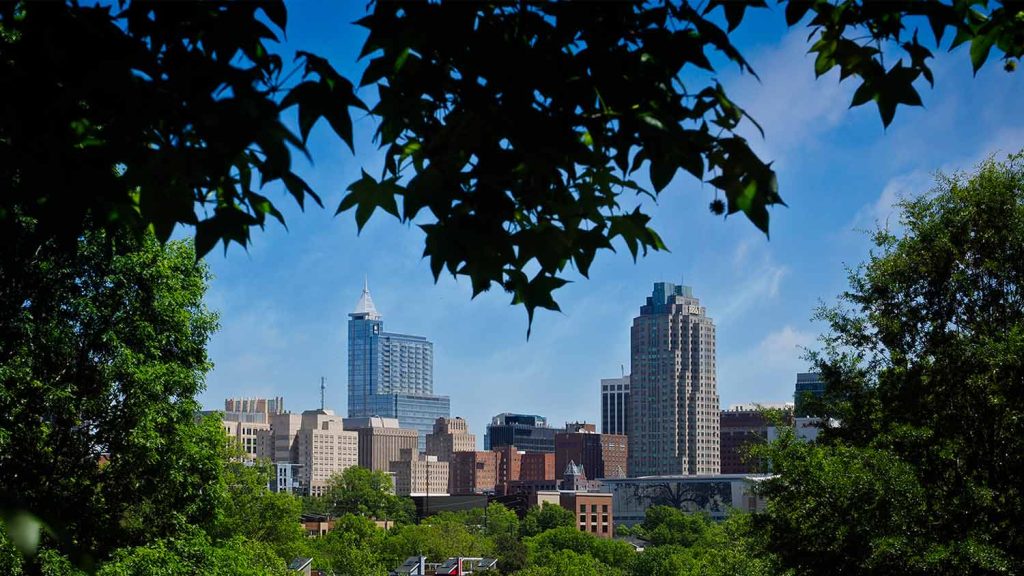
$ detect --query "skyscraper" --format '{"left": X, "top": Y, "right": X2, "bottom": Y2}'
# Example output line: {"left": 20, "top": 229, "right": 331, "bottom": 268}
{"left": 347, "top": 280, "right": 450, "bottom": 450}
{"left": 794, "top": 372, "right": 825, "bottom": 417}
{"left": 629, "top": 282, "right": 720, "bottom": 476}
{"left": 601, "top": 374, "right": 630, "bottom": 436}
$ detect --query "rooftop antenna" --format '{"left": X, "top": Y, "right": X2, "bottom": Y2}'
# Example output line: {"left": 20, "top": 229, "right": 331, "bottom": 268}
{"left": 620, "top": 364, "right": 625, "bottom": 377}
{"left": 320, "top": 377, "right": 326, "bottom": 411}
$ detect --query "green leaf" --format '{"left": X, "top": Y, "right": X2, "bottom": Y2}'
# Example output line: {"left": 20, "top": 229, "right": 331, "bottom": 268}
{"left": 970, "top": 34, "right": 995, "bottom": 74}
{"left": 784, "top": 1, "right": 814, "bottom": 26}
{"left": 338, "top": 170, "right": 402, "bottom": 231}
{"left": 649, "top": 158, "right": 677, "bottom": 193}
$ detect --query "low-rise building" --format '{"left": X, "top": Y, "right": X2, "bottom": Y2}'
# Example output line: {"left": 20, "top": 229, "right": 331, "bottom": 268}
{"left": 561, "top": 491, "right": 614, "bottom": 538}
{"left": 449, "top": 450, "right": 501, "bottom": 495}
{"left": 391, "top": 448, "right": 449, "bottom": 497}
{"left": 600, "top": 474, "right": 770, "bottom": 526}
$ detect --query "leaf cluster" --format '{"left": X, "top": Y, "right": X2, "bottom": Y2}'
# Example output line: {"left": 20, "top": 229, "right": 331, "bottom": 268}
{"left": 0, "top": 1, "right": 362, "bottom": 257}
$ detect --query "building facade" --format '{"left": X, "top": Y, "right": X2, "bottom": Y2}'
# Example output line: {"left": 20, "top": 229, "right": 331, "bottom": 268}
{"left": 561, "top": 492, "right": 614, "bottom": 538}
{"left": 224, "top": 396, "right": 285, "bottom": 423}
{"left": 629, "top": 282, "right": 720, "bottom": 477}
{"left": 347, "top": 281, "right": 450, "bottom": 450}
{"left": 220, "top": 419, "right": 270, "bottom": 459}
{"left": 448, "top": 450, "right": 501, "bottom": 495}
{"left": 601, "top": 375, "right": 630, "bottom": 436}
{"left": 719, "top": 407, "right": 768, "bottom": 474}
{"left": 344, "top": 416, "right": 419, "bottom": 472}
{"left": 554, "top": 429, "right": 629, "bottom": 481}
{"left": 296, "top": 409, "right": 358, "bottom": 496}
{"left": 425, "top": 417, "right": 476, "bottom": 461}
{"left": 519, "top": 452, "right": 556, "bottom": 481}
{"left": 391, "top": 448, "right": 450, "bottom": 497}
{"left": 600, "top": 474, "right": 768, "bottom": 526}
{"left": 484, "top": 413, "right": 558, "bottom": 453}
{"left": 794, "top": 372, "right": 826, "bottom": 417}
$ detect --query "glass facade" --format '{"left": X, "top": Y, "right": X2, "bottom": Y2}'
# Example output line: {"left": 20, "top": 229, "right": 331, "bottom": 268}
{"left": 348, "top": 285, "right": 449, "bottom": 451}
{"left": 794, "top": 372, "right": 825, "bottom": 417}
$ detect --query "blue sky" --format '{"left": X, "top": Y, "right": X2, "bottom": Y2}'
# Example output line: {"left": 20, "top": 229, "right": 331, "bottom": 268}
{"left": 197, "top": 3, "right": 1023, "bottom": 447}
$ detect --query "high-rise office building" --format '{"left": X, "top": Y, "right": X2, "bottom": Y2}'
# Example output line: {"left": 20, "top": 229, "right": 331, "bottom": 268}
{"left": 425, "top": 417, "right": 476, "bottom": 461}
{"left": 794, "top": 372, "right": 826, "bottom": 417}
{"left": 348, "top": 281, "right": 450, "bottom": 450}
{"left": 484, "top": 413, "right": 559, "bottom": 453}
{"left": 629, "top": 282, "right": 720, "bottom": 476}
{"left": 601, "top": 375, "right": 630, "bottom": 436}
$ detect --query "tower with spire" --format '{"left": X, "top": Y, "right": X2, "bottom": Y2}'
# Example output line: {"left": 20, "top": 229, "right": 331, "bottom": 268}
{"left": 347, "top": 279, "right": 450, "bottom": 450}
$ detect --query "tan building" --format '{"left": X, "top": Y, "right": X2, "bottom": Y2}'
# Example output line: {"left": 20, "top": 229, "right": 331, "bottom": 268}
{"left": 224, "top": 396, "right": 285, "bottom": 422}
{"left": 296, "top": 409, "right": 358, "bottom": 496}
{"left": 345, "top": 416, "right": 419, "bottom": 472}
{"left": 425, "top": 417, "right": 476, "bottom": 461}
{"left": 391, "top": 448, "right": 449, "bottom": 497}
{"left": 449, "top": 450, "right": 501, "bottom": 495}
{"left": 561, "top": 492, "right": 614, "bottom": 538}
{"left": 630, "top": 283, "right": 720, "bottom": 476}
{"left": 221, "top": 419, "right": 270, "bottom": 459}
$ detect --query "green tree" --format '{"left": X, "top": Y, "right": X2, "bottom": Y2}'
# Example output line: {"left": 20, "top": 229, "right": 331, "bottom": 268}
{"left": 634, "top": 506, "right": 714, "bottom": 548}
{"left": 3, "top": 2, "right": 1020, "bottom": 323}
{"left": 516, "top": 549, "right": 622, "bottom": 576}
{"left": 521, "top": 503, "right": 575, "bottom": 537}
{"left": 494, "top": 532, "right": 527, "bottom": 574}
{"left": 450, "top": 502, "right": 519, "bottom": 539}
{"left": 0, "top": 229, "right": 220, "bottom": 565}
{"left": 525, "top": 526, "right": 634, "bottom": 572}
{"left": 758, "top": 153, "right": 1024, "bottom": 574}
{"left": 382, "top": 518, "right": 492, "bottom": 566}
{"left": 308, "top": 515, "right": 388, "bottom": 576}
{"left": 318, "top": 466, "right": 414, "bottom": 524}
{"left": 96, "top": 526, "right": 287, "bottom": 576}
{"left": 214, "top": 456, "right": 306, "bottom": 562}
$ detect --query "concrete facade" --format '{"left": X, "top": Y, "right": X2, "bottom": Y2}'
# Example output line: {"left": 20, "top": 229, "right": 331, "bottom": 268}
{"left": 345, "top": 416, "right": 419, "bottom": 472}
{"left": 425, "top": 416, "right": 476, "bottom": 461}
{"left": 296, "top": 410, "right": 358, "bottom": 496}
{"left": 629, "top": 283, "right": 720, "bottom": 476}
{"left": 391, "top": 448, "right": 450, "bottom": 497}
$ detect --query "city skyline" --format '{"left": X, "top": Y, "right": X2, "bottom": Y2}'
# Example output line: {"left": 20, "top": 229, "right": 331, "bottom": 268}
{"left": 196, "top": 1, "right": 1022, "bottom": 446}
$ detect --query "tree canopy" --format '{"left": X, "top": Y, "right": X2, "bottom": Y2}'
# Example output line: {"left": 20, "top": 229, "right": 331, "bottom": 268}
{"left": 757, "top": 153, "right": 1024, "bottom": 574}
{"left": 2, "top": 1, "right": 1021, "bottom": 327}
{"left": 0, "top": 228, "right": 220, "bottom": 567}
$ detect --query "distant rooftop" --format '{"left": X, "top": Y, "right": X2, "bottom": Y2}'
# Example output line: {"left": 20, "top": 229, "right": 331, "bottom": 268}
{"left": 350, "top": 277, "right": 381, "bottom": 320}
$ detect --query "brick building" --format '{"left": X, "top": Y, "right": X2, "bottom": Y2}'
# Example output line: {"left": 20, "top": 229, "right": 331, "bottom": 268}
{"left": 554, "top": 427, "right": 628, "bottom": 481}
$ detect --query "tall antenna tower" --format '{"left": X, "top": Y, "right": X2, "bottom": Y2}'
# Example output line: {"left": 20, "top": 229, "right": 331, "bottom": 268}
{"left": 320, "top": 377, "right": 326, "bottom": 411}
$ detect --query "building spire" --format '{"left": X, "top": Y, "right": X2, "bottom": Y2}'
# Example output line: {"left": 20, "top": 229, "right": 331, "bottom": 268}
{"left": 350, "top": 276, "right": 381, "bottom": 319}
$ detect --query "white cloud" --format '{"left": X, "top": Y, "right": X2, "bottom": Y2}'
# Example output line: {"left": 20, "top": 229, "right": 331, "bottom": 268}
{"left": 851, "top": 127, "right": 1024, "bottom": 237}
{"left": 718, "top": 324, "right": 817, "bottom": 406}
{"left": 727, "top": 29, "right": 855, "bottom": 165}
{"left": 711, "top": 249, "right": 787, "bottom": 326}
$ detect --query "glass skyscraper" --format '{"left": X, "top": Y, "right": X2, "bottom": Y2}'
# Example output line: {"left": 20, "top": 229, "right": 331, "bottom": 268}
{"left": 348, "top": 281, "right": 450, "bottom": 450}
